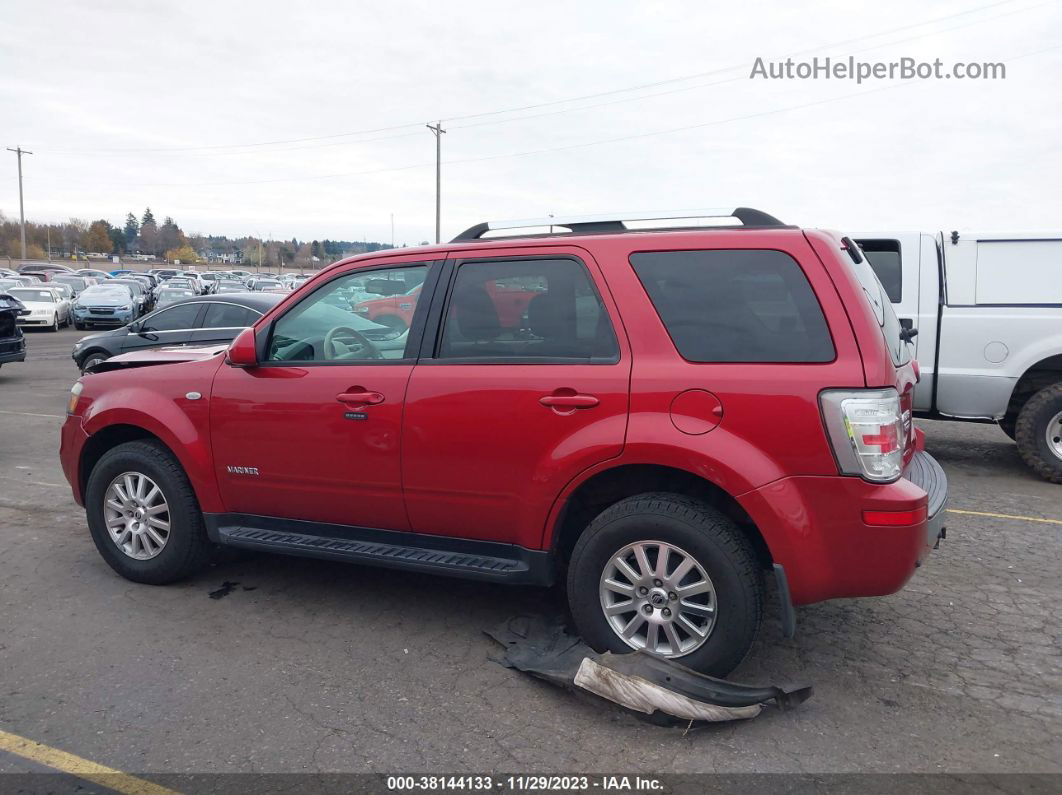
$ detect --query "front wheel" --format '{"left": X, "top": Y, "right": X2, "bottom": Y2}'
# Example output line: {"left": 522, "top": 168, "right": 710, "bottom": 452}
{"left": 1015, "top": 383, "right": 1062, "bottom": 483}
{"left": 49, "top": 314, "right": 59, "bottom": 332}
{"left": 566, "top": 493, "right": 763, "bottom": 677}
{"left": 85, "top": 440, "right": 212, "bottom": 584}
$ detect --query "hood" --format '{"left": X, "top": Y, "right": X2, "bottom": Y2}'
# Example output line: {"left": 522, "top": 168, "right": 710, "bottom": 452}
{"left": 89, "top": 343, "right": 230, "bottom": 373}
{"left": 76, "top": 292, "right": 131, "bottom": 307}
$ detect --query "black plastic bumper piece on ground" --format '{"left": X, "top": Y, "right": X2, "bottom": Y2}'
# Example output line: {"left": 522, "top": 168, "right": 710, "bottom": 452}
{"left": 204, "top": 513, "right": 554, "bottom": 586}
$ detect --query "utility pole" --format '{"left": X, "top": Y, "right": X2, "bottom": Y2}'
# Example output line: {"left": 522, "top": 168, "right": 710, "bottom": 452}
{"left": 426, "top": 122, "right": 445, "bottom": 244}
{"left": 6, "top": 146, "right": 33, "bottom": 261}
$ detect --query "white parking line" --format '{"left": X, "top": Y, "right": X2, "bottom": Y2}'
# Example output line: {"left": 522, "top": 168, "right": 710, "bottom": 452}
{"left": 0, "top": 475, "right": 66, "bottom": 489}
{"left": 0, "top": 409, "right": 64, "bottom": 419}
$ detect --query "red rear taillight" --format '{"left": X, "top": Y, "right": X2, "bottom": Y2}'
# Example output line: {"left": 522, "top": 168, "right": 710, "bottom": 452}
{"left": 820, "top": 388, "right": 905, "bottom": 482}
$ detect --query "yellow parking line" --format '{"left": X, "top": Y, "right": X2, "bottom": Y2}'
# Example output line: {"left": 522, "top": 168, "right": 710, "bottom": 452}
{"left": 947, "top": 508, "right": 1062, "bottom": 526}
{"left": 0, "top": 729, "right": 178, "bottom": 795}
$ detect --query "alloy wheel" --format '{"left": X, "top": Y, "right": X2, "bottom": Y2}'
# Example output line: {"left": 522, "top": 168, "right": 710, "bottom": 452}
{"left": 599, "top": 540, "right": 717, "bottom": 657}
{"left": 103, "top": 471, "right": 171, "bottom": 560}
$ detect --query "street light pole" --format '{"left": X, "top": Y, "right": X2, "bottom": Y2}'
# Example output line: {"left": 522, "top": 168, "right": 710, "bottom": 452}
{"left": 6, "top": 146, "right": 33, "bottom": 261}
{"left": 426, "top": 122, "right": 445, "bottom": 244}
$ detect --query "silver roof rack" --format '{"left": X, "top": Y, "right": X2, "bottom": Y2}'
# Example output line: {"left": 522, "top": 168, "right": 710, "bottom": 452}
{"left": 451, "top": 207, "right": 786, "bottom": 242}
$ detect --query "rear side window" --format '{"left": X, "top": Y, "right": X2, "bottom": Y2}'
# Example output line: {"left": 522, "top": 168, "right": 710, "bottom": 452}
{"left": 630, "top": 249, "right": 834, "bottom": 363}
{"left": 439, "top": 258, "right": 618, "bottom": 361}
{"left": 202, "top": 303, "right": 256, "bottom": 328}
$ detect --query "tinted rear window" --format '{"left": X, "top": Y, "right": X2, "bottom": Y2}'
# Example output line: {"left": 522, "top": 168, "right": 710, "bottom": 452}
{"left": 630, "top": 249, "right": 834, "bottom": 363}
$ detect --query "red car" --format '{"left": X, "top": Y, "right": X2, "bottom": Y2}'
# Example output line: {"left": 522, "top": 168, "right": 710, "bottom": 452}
{"left": 60, "top": 208, "right": 947, "bottom": 676}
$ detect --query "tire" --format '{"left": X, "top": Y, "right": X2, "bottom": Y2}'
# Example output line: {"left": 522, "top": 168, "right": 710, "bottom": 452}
{"left": 85, "top": 440, "right": 212, "bottom": 584}
{"left": 74, "top": 321, "right": 85, "bottom": 330}
{"left": 1015, "top": 383, "right": 1062, "bottom": 483}
{"left": 566, "top": 493, "right": 763, "bottom": 677}
{"left": 49, "top": 314, "right": 59, "bottom": 332}
{"left": 81, "top": 353, "right": 108, "bottom": 373}
{"left": 374, "top": 314, "right": 407, "bottom": 333}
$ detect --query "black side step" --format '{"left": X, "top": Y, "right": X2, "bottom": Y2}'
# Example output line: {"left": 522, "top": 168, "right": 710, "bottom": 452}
{"left": 206, "top": 515, "right": 553, "bottom": 586}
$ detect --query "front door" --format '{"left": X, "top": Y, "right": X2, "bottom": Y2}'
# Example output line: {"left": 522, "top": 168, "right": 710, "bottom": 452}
{"left": 402, "top": 247, "right": 631, "bottom": 548}
{"left": 209, "top": 260, "right": 435, "bottom": 530}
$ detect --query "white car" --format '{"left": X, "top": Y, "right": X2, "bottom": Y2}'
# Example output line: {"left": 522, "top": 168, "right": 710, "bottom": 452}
{"left": 8, "top": 286, "right": 72, "bottom": 331}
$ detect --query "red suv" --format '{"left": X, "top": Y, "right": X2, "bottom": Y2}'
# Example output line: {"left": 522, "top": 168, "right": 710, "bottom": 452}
{"left": 60, "top": 208, "right": 947, "bottom": 676}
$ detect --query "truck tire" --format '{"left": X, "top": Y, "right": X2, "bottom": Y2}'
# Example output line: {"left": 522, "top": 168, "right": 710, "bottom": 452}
{"left": 1015, "top": 383, "right": 1062, "bottom": 483}
{"left": 567, "top": 493, "right": 763, "bottom": 677}
{"left": 85, "top": 440, "right": 213, "bottom": 584}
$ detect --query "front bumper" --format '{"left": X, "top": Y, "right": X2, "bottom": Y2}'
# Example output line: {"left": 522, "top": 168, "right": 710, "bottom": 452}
{"left": 75, "top": 311, "right": 132, "bottom": 327}
{"left": 17, "top": 315, "right": 54, "bottom": 326}
{"left": 739, "top": 450, "right": 949, "bottom": 606}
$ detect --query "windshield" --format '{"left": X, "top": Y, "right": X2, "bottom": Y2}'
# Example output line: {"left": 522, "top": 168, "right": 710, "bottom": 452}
{"left": 11, "top": 289, "right": 55, "bottom": 303}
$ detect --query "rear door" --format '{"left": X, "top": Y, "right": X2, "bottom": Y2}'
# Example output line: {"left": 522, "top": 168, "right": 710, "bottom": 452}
{"left": 121, "top": 301, "right": 205, "bottom": 354}
{"left": 401, "top": 246, "right": 631, "bottom": 548}
{"left": 189, "top": 301, "right": 261, "bottom": 347}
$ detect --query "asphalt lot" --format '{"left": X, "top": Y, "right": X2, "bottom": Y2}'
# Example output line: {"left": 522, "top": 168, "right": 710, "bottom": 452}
{"left": 1, "top": 325, "right": 1060, "bottom": 779}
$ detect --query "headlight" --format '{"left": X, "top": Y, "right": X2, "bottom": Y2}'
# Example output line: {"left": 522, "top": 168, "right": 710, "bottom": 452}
{"left": 67, "top": 381, "right": 84, "bottom": 414}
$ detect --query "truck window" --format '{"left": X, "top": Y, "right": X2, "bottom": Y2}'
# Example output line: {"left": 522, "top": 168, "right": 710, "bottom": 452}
{"left": 630, "top": 249, "right": 834, "bottom": 363}
{"left": 858, "top": 239, "right": 902, "bottom": 303}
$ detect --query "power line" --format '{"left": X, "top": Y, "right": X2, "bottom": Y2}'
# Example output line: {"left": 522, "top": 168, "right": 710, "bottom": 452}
{"left": 26, "top": 0, "right": 1032, "bottom": 156}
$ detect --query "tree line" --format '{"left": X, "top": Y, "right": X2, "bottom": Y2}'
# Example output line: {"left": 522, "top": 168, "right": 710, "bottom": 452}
{"left": 0, "top": 207, "right": 399, "bottom": 268}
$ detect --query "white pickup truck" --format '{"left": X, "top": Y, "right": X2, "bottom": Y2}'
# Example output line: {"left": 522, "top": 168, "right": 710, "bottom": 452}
{"left": 856, "top": 232, "right": 1062, "bottom": 483}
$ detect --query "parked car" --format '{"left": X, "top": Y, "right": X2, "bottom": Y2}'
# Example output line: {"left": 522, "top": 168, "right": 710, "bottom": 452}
{"left": 18, "top": 264, "right": 70, "bottom": 282}
{"left": 74, "top": 269, "right": 114, "bottom": 281}
{"left": 60, "top": 208, "right": 948, "bottom": 677}
{"left": 72, "top": 284, "right": 138, "bottom": 329}
{"left": 154, "top": 287, "right": 198, "bottom": 309}
{"left": 72, "top": 293, "right": 286, "bottom": 372}
{"left": 214, "top": 280, "right": 248, "bottom": 294}
{"left": 107, "top": 279, "right": 151, "bottom": 316}
{"left": 8, "top": 286, "right": 71, "bottom": 331}
{"left": 856, "top": 231, "right": 1062, "bottom": 482}
{"left": 250, "top": 278, "right": 284, "bottom": 292}
{"left": 0, "top": 291, "right": 28, "bottom": 369}
{"left": 50, "top": 274, "right": 93, "bottom": 298}
{"left": 50, "top": 282, "right": 75, "bottom": 303}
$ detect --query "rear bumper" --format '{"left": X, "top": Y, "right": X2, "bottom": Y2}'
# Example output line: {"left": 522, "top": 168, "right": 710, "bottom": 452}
{"left": 0, "top": 340, "right": 26, "bottom": 364}
{"left": 739, "top": 451, "right": 948, "bottom": 606}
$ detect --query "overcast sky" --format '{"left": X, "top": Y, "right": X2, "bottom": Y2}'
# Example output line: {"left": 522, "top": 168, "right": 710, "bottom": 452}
{"left": 2, "top": 0, "right": 1060, "bottom": 245}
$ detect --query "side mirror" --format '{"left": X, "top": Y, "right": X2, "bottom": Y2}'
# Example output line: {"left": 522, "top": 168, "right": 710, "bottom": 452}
{"left": 128, "top": 320, "right": 142, "bottom": 333}
{"left": 227, "top": 327, "right": 258, "bottom": 367}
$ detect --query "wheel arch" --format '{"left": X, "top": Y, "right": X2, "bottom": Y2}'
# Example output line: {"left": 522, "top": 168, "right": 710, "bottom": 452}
{"left": 79, "top": 424, "right": 168, "bottom": 498}
{"left": 548, "top": 463, "right": 773, "bottom": 572}
{"left": 1004, "top": 353, "right": 1062, "bottom": 425}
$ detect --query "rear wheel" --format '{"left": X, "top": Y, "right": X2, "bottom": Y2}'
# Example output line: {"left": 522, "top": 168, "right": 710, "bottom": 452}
{"left": 85, "top": 440, "right": 212, "bottom": 584}
{"left": 1015, "top": 383, "right": 1062, "bottom": 483}
{"left": 567, "top": 493, "right": 763, "bottom": 677}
